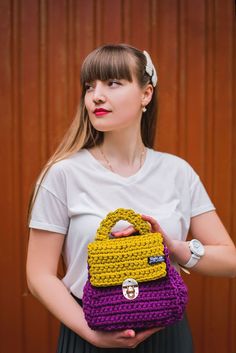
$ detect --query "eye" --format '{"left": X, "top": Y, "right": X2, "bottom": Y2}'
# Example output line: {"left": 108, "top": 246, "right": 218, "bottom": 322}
{"left": 107, "top": 79, "right": 122, "bottom": 87}
{"left": 84, "top": 82, "right": 94, "bottom": 91}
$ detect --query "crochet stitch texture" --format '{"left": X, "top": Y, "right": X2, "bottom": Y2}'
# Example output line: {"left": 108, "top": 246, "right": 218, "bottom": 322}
{"left": 83, "top": 208, "right": 188, "bottom": 331}
{"left": 88, "top": 208, "right": 166, "bottom": 287}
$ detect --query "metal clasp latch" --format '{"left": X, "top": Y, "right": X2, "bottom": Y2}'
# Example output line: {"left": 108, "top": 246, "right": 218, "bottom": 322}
{"left": 122, "top": 278, "right": 139, "bottom": 300}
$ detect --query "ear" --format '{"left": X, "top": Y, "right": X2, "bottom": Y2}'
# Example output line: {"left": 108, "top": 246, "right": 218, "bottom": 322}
{"left": 141, "top": 84, "right": 153, "bottom": 107}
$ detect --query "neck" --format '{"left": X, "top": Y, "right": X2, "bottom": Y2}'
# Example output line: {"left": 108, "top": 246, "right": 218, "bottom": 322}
{"left": 101, "top": 126, "right": 144, "bottom": 164}
{"left": 93, "top": 128, "right": 146, "bottom": 177}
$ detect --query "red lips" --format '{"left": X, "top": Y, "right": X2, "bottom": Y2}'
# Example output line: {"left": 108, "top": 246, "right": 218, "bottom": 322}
{"left": 94, "top": 108, "right": 111, "bottom": 116}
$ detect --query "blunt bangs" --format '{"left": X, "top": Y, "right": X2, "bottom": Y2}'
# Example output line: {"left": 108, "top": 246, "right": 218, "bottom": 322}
{"left": 80, "top": 46, "right": 134, "bottom": 91}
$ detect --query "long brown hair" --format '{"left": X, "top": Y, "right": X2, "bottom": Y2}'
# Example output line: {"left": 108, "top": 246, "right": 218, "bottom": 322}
{"left": 28, "top": 43, "right": 158, "bottom": 218}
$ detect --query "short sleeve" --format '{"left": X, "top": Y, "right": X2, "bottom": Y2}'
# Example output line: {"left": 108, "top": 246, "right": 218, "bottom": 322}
{"left": 189, "top": 168, "right": 215, "bottom": 217}
{"left": 29, "top": 164, "right": 70, "bottom": 234}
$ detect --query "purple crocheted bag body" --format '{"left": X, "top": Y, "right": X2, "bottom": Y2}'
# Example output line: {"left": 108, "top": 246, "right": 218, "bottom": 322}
{"left": 83, "top": 264, "right": 188, "bottom": 331}
{"left": 82, "top": 209, "right": 188, "bottom": 331}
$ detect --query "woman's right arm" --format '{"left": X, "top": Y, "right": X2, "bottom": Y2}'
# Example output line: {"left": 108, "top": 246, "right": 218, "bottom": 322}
{"left": 26, "top": 229, "right": 92, "bottom": 337}
{"left": 26, "top": 229, "right": 160, "bottom": 349}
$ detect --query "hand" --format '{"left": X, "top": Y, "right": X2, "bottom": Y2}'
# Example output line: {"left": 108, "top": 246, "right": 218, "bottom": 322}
{"left": 88, "top": 327, "right": 163, "bottom": 349}
{"left": 112, "top": 214, "right": 191, "bottom": 265}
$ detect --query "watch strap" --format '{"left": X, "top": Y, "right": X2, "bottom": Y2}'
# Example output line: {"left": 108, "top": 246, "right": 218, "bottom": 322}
{"left": 184, "top": 253, "right": 200, "bottom": 269}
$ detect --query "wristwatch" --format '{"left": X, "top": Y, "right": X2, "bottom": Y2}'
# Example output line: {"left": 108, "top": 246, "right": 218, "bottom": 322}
{"left": 184, "top": 239, "right": 205, "bottom": 268}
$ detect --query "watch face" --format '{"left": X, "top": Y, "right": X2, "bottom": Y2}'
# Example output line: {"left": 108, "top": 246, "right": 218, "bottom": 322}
{"left": 190, "top": 239, "right": 205, "bottom": 257}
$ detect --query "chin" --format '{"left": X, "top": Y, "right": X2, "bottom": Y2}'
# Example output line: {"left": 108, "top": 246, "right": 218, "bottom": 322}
{"left": 91, "top": 122, "right": 124, "bottom": 133}
{"left": 92, "top": 124, "right": 112, "bottom": 132}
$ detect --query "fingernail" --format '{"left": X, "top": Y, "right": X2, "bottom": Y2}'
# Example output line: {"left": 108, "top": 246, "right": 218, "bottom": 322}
{"left": 127, "top": 330, "right": 135, "bottom": 337}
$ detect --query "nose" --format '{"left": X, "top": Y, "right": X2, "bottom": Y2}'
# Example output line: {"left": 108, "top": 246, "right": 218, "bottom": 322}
{"left": 92, "top": 82, "right": 106, "bottom": 104}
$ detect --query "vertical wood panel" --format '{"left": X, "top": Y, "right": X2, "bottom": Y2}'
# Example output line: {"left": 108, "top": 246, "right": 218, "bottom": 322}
{"left": 47, "top": 0, "right": 69, "bottom": 154}
{"left": 0, "top": 1, "right": 235, "bottom": 352}
{"left": 230, "top": 8, "right": 236, "bottom": 351}
{"left": 154, "top": 0, "right": 179, "bottom": 153}
{"left": 102, "top": 0, "right": 122, "bottom": 43}
{"left": 184, "top": 2, "right": 206, "bottom": 351}
{"left": 129, "top": 0, "right": 150, "bottom": 47}
{"left": 202, "top": 2, "right": 216, "bottom": 351}
{"left": 0, "top": 0, "right": 23, "bottom": 352}
{"left": 19, "top": 0, "right": 54, "bottom": 351}
{"left": 75, "top": 0, "right": 95, "bottom": 100}
{"left": 122, "top": 0, "right": 131, "bottom": 43}
{"left": 178, "top": 0, "right": 188, "bottom": 158}
{"left": 203, "top": 1, "right": 235, "bottom": 353}
{"left": 185, "top": 0, "right": 206, "bottom": 172}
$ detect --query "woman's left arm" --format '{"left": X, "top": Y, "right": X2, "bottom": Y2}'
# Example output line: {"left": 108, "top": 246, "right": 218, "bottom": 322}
{"left": 141, "top": 212, "right": 236, "bottom": 278}
{"left": 182, "top": 210, "right": 236, "bottom": 277}
{"left": 113, "top": 211, "right": 236, "bottom": 278}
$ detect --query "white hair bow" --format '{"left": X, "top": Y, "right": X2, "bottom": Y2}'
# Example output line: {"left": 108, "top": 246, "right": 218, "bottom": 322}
{"left": 143, "top": 50, "right": 158, "bottom": 87}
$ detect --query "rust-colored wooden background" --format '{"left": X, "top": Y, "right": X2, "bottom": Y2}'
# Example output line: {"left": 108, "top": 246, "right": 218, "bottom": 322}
{"left": 0, "top": 1, "right": 235, "bottom": 352}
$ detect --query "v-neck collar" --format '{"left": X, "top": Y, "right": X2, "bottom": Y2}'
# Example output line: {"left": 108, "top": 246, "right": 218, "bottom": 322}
{"left": 83, "top": 148, "right": 152, "bottom": 184}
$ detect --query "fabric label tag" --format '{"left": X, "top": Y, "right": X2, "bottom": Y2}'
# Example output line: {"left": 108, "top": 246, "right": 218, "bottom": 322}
{"left": 148, "top": 256, "right": 165, "bottom": 265}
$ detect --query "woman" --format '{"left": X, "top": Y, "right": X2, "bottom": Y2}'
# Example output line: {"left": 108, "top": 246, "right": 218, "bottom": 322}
{"left": 26, "top": 43, "right": 236, "bottom": 352}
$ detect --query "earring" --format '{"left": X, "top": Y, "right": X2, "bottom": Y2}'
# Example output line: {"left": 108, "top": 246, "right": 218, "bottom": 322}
{"left": 142, "top": 106, "right": 147, "bottom": 113}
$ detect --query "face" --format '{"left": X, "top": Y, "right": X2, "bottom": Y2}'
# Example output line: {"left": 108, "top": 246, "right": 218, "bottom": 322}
{"left": 84, "top": 74, "right": 153, "bottom": 133}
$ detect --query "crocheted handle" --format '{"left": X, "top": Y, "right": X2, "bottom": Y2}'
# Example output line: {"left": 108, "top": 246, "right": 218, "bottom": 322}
{"left": 96, "top": 208, "right": 151, "bottom": 241}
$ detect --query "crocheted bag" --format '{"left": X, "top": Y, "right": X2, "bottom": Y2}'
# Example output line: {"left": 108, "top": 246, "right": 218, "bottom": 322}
{"left": 82, "top": 208, "right": 188, "bottom": 331}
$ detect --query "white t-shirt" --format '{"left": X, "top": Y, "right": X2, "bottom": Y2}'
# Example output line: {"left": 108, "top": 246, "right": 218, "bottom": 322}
{"left": 29, "top": 148, "right": 215, "bottom": 298}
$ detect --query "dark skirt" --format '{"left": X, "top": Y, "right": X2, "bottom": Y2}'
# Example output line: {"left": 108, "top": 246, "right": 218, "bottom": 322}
{"left": 56, "top": 296, "right": 194, "bottom": 353}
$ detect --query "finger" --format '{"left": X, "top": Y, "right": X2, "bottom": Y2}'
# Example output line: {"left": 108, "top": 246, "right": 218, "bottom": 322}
{"left": 111, "top": 226, "right": 136, "bottom": 237}
{"left": 142, "top": 215, "right": 168, "bottom": 237}
{"left": 141, "top": 214, "right": 161, "bottom": 233}
{"left": 142, "top": 215, "right": 173, "bottom": 248}
{"left": 119, "top": 329, "right": 136, "bottom": 338}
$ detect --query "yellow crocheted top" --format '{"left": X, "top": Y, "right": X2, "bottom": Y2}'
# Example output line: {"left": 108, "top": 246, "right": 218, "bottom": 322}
{"left": 88, "top": 208, "right": 167, "bottom": 287}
